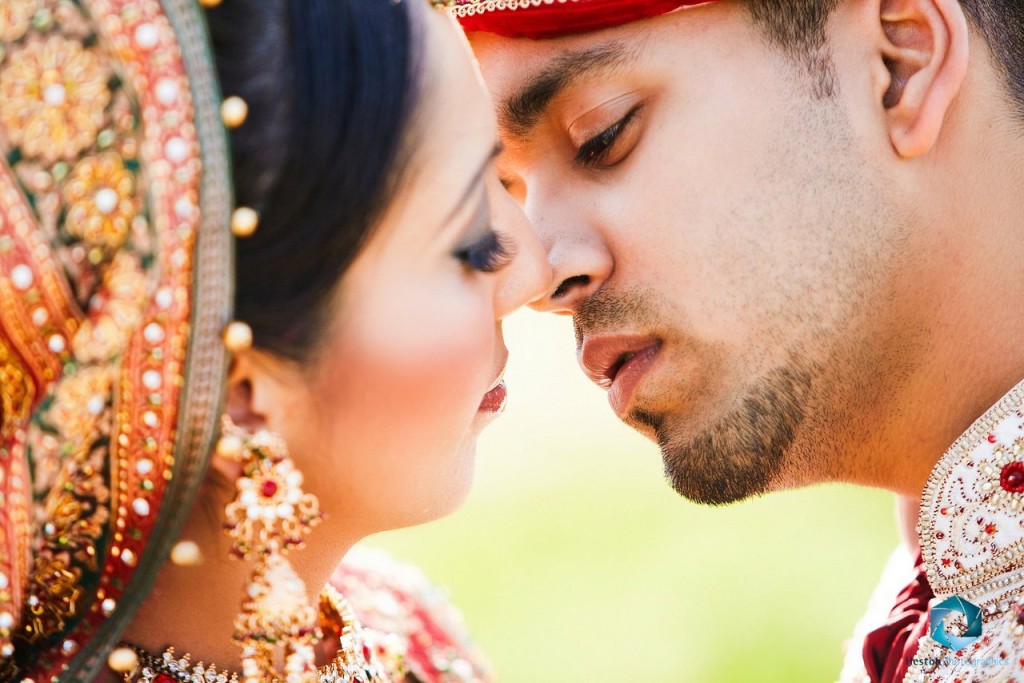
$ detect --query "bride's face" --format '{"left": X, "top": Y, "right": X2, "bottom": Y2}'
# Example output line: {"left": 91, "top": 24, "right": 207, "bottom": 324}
{"left": 237, "top": 5, "right": 549, "bottom": 535}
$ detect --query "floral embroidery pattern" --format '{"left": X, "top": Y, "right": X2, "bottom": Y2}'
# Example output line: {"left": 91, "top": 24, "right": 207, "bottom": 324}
{"left": 46, "top": 365, "right": 113, "bottom": 458}
{"left": 62, "top": 152, "right": 136, "bottom": 250}
{"left": 0, "top": 0, "right": 40, "bottom": 44}
{"left": 71, "top": 251, "right": 148, "bottom": 363}
{"left": 0, "top": 35, "right": 110, "bottom": 163}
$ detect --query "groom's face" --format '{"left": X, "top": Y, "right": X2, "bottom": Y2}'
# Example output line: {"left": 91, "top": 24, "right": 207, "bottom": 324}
{"left": 472, "top": 3, "right": 914, "bottom": 504}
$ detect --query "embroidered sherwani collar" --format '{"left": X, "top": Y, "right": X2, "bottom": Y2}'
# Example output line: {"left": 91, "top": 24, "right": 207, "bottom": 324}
{"left": 918, "top": 379, "right": 1024, "bottom": 616}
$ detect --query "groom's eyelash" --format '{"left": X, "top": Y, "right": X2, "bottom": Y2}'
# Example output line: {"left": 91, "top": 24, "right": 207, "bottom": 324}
{"left": 454, "top": 230, "right": 516, "bottom": 274}
{"left": 574, "top": 105, "right": 642, "bottom": 168}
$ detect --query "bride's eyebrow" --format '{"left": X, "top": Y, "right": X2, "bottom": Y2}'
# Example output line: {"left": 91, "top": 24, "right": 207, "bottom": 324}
{"left": 500, "top": 42, "right": 638, "bottom": 139}
{"left": 440, "top": 142, "right": 503, "bottom": 226}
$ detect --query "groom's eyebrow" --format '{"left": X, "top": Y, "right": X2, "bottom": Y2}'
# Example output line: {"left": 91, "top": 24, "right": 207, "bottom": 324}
{"left": 500, "top": 42, "right": 637, "bottom": 138}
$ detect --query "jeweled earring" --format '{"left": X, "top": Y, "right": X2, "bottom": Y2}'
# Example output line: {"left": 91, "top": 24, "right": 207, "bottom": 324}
{"left": 217, "top": 416, "right": 324, "bottom": 683}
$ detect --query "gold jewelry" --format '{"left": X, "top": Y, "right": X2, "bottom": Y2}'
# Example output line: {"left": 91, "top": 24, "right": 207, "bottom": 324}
{"left": 218, "top": 417, "right": 324, "bottom": 682}
{"left": 119, "top": 589, "right": 390, "bottom": 683}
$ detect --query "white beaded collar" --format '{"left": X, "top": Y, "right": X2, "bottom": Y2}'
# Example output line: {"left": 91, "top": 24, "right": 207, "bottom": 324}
{"left": 918, "top": 379, "right": 1024, "bottom": 616}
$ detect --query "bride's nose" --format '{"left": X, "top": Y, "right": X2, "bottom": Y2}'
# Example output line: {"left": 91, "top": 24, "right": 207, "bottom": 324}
{"left": 491, "top": 179, "right": 552, "bottom": 318}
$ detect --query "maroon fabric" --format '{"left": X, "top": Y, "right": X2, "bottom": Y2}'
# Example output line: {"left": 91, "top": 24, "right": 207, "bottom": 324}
{"left": 454, "top": 0, "right": 717, "bottom": 39}
{"left": 862, "top": 550, "right": 934, "bottom": 683}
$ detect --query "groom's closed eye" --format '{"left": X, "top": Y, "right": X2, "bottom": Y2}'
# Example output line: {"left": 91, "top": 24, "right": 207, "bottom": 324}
{"left": 573, "top": 103, "right": 644, "bottom": 169}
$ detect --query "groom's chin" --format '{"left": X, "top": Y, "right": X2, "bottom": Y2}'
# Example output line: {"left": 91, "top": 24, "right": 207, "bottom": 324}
{"left": 662, "top": 446, "right": 777, "bottom": 507}
{"left": 635, "top": 364, "right": 811, "bottom": 506}
{"left": 656, "top": 418, "right": 794, "bottom": 506}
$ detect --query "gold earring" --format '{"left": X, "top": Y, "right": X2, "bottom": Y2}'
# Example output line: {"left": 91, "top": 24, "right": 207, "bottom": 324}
{"left": 217, "top": 416, "right": 323, "bottom": 682}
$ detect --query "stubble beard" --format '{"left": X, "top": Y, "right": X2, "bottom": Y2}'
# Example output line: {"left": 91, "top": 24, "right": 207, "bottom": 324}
{"left": 632, "top": 361, "right": 814, "bottom": 506}
{"left": 576, "top": 290, "right": 817, "bottom": 506}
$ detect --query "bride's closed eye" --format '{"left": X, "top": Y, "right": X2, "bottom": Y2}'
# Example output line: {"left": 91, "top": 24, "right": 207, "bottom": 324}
{"left": 454, "top": 229, "right": 515, "bottom": 273}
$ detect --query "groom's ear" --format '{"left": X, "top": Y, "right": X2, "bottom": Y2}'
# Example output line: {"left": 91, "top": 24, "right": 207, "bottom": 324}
{"left": 876, "top": 0, "right": 969, "bottom": 158}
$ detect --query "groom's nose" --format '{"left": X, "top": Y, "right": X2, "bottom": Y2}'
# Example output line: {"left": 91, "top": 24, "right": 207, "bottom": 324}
{"left": 524, "top": 186, "right": 613, "bottom": 316}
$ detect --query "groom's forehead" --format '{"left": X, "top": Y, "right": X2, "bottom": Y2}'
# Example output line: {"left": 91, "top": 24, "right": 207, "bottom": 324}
{"left": 471, "top": 32, "right": 643, "bottom": 138}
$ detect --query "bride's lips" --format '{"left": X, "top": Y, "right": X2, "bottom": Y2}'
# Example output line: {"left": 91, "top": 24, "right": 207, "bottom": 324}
{"left": 579, "top": 335, "right": 662, "bottom": 418}
{"left": 479, "top": 352, "right": 509, "bottom": 413}
{"left": 478, "top": 380, "right": 507, "bottom": 413}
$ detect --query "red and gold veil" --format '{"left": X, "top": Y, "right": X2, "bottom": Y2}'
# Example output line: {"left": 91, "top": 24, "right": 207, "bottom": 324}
{"left": 0, "top": 0, "right": 233, "bottom": 679}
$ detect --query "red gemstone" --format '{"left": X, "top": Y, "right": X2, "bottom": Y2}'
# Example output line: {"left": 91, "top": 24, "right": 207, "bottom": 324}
{"left": 261, "top": 479, "right": 279, "bottom": 497}
{"left": 363, "top": 643, "right": 373, "bottom": 662}
{"left": 986, "top": 523, "right": 998, "bottom": 534}
{"left": 988, "top": 433, "right": 998, "bottom": 444}
{"left": 942, "top": 558, "right": 952, "bottom": 566}
{"left": 1001, "top": 462, "right": 1024, "bottom": 493}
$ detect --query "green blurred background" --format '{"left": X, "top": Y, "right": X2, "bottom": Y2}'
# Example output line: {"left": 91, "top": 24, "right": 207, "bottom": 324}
{"left": 366, "top": 312, "right": 898, "bottom": 682}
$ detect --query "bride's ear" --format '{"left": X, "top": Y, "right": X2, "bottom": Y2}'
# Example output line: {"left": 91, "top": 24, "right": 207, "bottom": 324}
{"left": 224, "top": 352, "right": 260, "bottom": 431}
{"left": 224, "top": 348, "right": 303, "bottom": 434}
{"left": 217, "top": 348, "right": 307, "bottom": 476}
{"left": 878, "top": 0, "right": 968, "bottom": 158}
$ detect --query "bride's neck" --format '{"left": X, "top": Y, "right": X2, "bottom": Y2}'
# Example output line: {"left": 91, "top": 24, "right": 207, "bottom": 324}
{"left": 111, "top": 474, "right": 359, "bottom": 680}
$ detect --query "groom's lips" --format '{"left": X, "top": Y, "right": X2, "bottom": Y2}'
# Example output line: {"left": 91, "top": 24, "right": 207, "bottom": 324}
{"left": 579, "top": 335, "right": 662, "bottom": 417}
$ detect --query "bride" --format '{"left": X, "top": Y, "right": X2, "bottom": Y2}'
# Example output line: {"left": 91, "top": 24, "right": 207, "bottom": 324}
{"left": 0, "top": 0, "right": 548, "bottom": 680}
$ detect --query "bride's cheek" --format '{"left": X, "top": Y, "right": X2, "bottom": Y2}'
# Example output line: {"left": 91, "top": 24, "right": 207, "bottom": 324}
{"left": 318, "top": 285, "right": 494, "bottom": 443}
{"left": 305, "top": 294, "right": 491, "bottom": 526}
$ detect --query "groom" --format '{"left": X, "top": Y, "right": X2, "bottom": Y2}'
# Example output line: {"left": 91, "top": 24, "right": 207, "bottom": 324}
{"left": 447, "top": 0, "right": 1024, "bottom": 680}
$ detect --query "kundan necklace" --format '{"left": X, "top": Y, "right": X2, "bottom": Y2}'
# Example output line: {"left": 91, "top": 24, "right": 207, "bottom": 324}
{"left": 116, "top": 586, "right": 399, "bottom": 683}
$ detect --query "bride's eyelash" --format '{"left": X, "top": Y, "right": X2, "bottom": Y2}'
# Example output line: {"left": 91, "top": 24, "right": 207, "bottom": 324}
{"left": 454, "top": 230, "right": 516, "bottom": 273}
{"left": 574, "top": 105, "right": 642, "bottom": 167}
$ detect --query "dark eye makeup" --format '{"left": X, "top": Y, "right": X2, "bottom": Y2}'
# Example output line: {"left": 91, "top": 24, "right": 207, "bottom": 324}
{"left": 454, "top": 230, "right": 515, "bottom": 274}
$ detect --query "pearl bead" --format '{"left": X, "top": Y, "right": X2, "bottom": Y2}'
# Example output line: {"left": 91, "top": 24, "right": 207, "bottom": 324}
{"left": 107, "top": 646, "right": 139, "bottom": 673}
{"left": 221, "top": 96, "right": 249, "bottom": 128}
{"left": 165, "top": 137, "right": 188, "bottom": 163}
{"left": 216, "top": 433, "right": 244, "bottom": 461}
{"left": 170, "top": 540, "right": 203, "bottom": 566}
{"left": 134, "top": 23, "right": 159, "bottom": 50}
{"left": 132, "top": 497, "right": 151, "bottom": 517}
{"left": 223, "top": 321, "right": 253, "bottom": 352}
{"left": 231, "top": 206, "right": 259, "bottom": 237}
{"left": 11, "top": 264, "right": 32, "bottom": 290}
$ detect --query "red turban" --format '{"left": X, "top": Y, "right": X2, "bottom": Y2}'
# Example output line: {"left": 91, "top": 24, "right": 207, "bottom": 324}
{"left": 446, "top": 0, "right": 718, "bottom": 39}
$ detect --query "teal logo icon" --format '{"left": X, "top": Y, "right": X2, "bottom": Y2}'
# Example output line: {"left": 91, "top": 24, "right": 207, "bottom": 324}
{"left": 930, "top": 596, "right": 983, "bottom": 651}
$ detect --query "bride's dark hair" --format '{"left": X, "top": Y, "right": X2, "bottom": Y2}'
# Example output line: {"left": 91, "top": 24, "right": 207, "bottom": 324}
{"left": 205, "top": 0, "right": 420, "bottom": 361}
